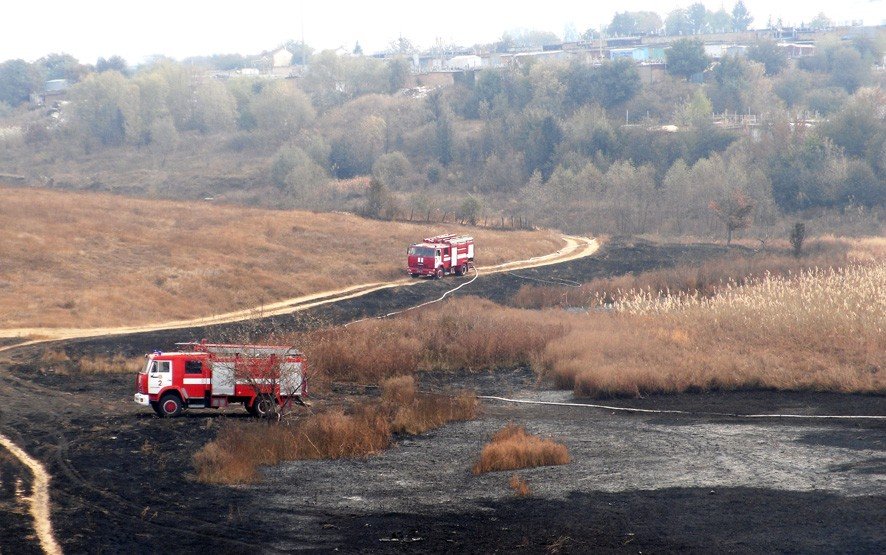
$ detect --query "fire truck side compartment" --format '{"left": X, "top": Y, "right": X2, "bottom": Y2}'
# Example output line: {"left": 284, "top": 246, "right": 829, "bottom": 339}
{"left": 211, "top": 361, "right": 236, "bottom": 396}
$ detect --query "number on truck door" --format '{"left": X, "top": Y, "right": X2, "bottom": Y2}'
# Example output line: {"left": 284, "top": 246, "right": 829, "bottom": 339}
{"left": 148, "top": 360, "right": 172, "bottom": 394}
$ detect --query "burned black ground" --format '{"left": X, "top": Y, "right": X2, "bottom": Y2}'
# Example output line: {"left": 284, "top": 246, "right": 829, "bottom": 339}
{"left": 1, "top": 240, "right": 883, "bottom": 553}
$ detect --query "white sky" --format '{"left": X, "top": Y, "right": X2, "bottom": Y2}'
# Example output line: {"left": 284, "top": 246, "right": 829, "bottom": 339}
{"left": 3, "top": 1, "right": 883, "bottom": 64}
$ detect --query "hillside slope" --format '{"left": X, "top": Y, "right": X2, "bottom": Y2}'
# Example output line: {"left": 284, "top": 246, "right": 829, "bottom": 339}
{"left": 0, "top": 186, "right": 562, "bottom": 328}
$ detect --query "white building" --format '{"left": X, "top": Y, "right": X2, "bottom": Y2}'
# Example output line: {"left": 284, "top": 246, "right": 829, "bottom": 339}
{"left": 444, "top": 55, "right": 482, "bottom": 70}
{"left": 270, "top": 47, "right": 292, "bottom": 68}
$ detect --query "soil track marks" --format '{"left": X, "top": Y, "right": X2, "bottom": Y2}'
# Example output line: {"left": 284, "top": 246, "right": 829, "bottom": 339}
{"left": 0, "top": 434, "right": 60, "bottom": 554}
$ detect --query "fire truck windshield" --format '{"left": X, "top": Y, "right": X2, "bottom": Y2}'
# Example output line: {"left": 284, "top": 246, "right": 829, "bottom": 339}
{"left": 408, "top": 246, "right": 435, "bottom": 257}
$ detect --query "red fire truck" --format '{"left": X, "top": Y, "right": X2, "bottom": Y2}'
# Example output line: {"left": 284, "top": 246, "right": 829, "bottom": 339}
{"left": 407, "top": 233, "right": 474, "bottom": 278}
{"left": 134, "top": 341, "right": 306, "bottom": 418}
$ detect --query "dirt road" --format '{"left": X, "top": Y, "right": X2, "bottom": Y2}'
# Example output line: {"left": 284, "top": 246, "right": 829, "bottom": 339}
{"left": 0, "top": 235, "right": 597, "bottom": 350}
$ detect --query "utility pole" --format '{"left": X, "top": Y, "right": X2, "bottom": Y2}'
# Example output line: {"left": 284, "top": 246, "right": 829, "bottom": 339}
{"left": 301, "top": 1, "right": 306, "bottom": 66}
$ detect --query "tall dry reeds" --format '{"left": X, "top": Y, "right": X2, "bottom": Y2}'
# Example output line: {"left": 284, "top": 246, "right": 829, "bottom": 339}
{"left": 514, "top": 242, "right": 857, "bottom": 310}
{"left": 294, "top": 297, "right": 569, "bottom": 385}
{"left": 299, "top": 256, "right": 884, "bottom": 398}
{"left": 540, "top": 262, "right": 886, "bottom": 397}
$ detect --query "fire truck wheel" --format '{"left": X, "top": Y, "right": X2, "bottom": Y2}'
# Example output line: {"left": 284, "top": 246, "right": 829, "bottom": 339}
{"left": 410, "top": 273, "right": 420, "bottom": 278}
{"left": 157, "top": 394, "right": 183, "bottom": 418}
{"left": 435, "top": 267, "right": 444, "bottom": 279}
{"left": 458, "top": 263, "right": 468, "bottom": 276}
{"left": 252, "top": 395, "right": 276, "bottom": 418}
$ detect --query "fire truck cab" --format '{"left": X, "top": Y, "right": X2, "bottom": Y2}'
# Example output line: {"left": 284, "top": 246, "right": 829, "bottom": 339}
{"left": 134, "top": 341, "right": 306, "bottom": 418}
{"left": 407, "top": 233, "right": 474, "bottom": 278}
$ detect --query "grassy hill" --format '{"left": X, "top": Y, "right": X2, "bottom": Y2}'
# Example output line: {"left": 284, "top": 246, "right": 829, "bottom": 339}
{"left": 0, "top": 185, "right": 562, "bottom": 328}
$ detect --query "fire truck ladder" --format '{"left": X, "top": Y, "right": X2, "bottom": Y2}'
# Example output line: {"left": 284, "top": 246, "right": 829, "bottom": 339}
{"left": 174, "top": 341, "right": 301, "bottom": 358}
{"left": 423, "top": 233, "right": 461, "bottom": 243}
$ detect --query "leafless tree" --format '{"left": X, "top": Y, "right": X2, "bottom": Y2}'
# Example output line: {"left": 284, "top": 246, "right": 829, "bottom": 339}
{"left": 709, "top": 191, "right": 755, "bottom": 245}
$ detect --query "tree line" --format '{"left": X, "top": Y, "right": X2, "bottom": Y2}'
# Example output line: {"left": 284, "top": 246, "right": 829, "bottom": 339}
{"left": 0, "top": 27, "right": 883, "bottom": 241}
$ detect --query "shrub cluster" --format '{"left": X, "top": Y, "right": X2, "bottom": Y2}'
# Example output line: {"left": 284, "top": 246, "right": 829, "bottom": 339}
{"left": 472, "top": 424, "right": 570, "bottom": 474}
{"left": 193, "top": 375, "right": 477, "bottom": 484}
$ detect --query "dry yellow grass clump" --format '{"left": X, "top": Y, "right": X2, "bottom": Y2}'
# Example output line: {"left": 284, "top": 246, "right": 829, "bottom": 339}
{"left": 382, "top": 375, "right": 479, "bottom": 435}
{"left": 35, "top": 349, "right": 143, "bottom": 374}
{"left": 472, "top": 424, "right": 570, "bottom": 474}
{"left": 295, "top": 297, "right": 569, "bottom": 384}
{"left": 541, "top": 262, "right": 886, "bottom": 397}
{"left": 509, "top": 474, "right": 531, "bottom": 496}
{"left": 0, "top": 186, "right": 561, "bottom": 328}
{"left": 193, "top": 375, "right": 477, "bottom": 484}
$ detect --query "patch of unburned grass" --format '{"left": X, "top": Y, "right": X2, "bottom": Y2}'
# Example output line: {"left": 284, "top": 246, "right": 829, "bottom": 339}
{"left": 473, "top": 424, "right": 570, "bottom": 474}
{"left": 539, "top": 262, "right": 886, "bottom": 397}
{"left": 383, "top": 375, "right": 479, "bottom": 435}
{"left": 36, "top": 349, "right": 142, "bottom": 374}
{"left": 298, "top": 253, "right": 884, "bottom": 398}
{"left": 513, "top": 240, "right": 860, "bottom": 310}
{"left": 193, "top": 375, "right": 477, "bottom": 484}
{"left": 78, "top": 354, "right": 144, "bottom": 374}
{"left": 295, "top": 297, "right": 568, "bottom": 385}
{"left": 509, "top": 474, "right": 531, "bottom": 496}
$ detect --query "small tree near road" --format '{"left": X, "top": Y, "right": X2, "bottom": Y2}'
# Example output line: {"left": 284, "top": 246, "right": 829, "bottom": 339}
{"left": 211, "top": 315, "right": 313, "bottom": 419}
{"left": 457, "top": 196, "right": 482, "bottom": 225}
{"left": 709, "top": 191, "right": 754, "bottom": 245}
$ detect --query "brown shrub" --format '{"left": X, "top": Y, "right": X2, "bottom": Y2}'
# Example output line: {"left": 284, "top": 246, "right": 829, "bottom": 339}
{"left": 194, "top": 377, "right": 478, "bottom": 484}
{"left": 509, "top": 474, "right": 531, "bottom": 497}
{"left": 382, "top": 375, "right": 478, "bottom": 435}
{"left": 302, "top": 327, "right": 424, "bottom": 383}
{"left": 381, "top": 374, "right": 418, "bottom": 404}
{"left": 193, "top": 407, "right": 391, "bottom": 485}
{"left": 294, "top": 297, "right": 570, "bottom": 384}
{"left": 293, "top": 405, "right": 392, "bottom": 460}
{"left": 472, "top": 424, "right": 570, "bottom": 474}
{"left": 192, "top": 422, "right": 295, "bottom": 484}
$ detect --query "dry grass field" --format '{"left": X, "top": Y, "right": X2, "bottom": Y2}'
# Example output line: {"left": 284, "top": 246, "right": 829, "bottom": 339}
{"left": 40, "top": 239, "right": 880, "bottom": 400}
{"left": 0, "top": 185, "right": 561, "bottom": 328}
